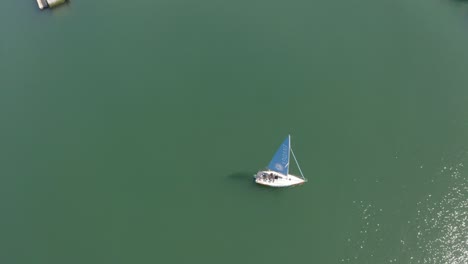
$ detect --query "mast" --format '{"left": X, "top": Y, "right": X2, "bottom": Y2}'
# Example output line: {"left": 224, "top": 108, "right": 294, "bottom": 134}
{"left": 286, "top": 134, "right": 291, "bottom": 175}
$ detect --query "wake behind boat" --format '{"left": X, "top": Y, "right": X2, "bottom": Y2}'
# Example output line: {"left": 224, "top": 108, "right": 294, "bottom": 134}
{"left": 254, "top": 135, "right": 307, "bottom": 187}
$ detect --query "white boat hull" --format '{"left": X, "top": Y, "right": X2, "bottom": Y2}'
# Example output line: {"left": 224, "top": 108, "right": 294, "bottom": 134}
{"left": 254, "top": 170, "right": 306, "bottom": 187}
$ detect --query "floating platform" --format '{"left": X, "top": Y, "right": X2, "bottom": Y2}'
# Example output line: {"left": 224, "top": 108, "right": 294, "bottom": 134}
{"left": 37, "top": 0, "right": 66, "bottom": 9}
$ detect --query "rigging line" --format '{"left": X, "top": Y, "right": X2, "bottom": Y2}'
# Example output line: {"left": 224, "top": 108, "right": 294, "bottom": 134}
{"left": 291, "top": 147, "right": 306, "bottom": 180}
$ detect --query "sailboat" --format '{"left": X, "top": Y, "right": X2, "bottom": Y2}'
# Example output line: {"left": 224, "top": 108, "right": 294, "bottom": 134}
{"left": 254, "top": 135, "right": 307, "bottom": 187}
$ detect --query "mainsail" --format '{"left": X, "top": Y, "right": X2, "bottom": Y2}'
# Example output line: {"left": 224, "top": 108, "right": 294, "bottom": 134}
{"left": 267, "top": 135, "right": 291, "bottom": 175}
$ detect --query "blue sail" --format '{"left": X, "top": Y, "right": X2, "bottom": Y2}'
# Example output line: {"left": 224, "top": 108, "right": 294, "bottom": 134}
{"left": 267, "top": 135, "right": 291, "bottom": 175}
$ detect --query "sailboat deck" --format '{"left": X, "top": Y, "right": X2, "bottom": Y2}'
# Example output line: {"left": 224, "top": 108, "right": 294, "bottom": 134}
{"left": 255, "top": 171, "right": 305, "bottom": 187}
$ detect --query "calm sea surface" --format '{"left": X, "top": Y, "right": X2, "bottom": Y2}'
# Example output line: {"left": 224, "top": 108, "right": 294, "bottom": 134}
{"left": 2, "top": 0, "right": 468, "bottom": 263}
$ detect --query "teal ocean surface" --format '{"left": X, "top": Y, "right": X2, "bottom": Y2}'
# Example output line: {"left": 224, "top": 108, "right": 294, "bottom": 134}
{"left": 1, "top": 0, "right": 468, "bottom": 263}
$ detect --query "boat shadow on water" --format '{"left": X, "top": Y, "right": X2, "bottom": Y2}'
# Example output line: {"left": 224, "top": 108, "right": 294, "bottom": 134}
{"left": 227, "top": 172, "right": 255, "bottom": 183}
{"left": 227, "top": 172, "right": 262, "bottom": 188}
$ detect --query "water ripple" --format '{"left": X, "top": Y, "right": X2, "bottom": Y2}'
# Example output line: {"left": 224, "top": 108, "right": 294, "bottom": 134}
{"left": 413, "top": 162, "right": 468, "bottom": 264}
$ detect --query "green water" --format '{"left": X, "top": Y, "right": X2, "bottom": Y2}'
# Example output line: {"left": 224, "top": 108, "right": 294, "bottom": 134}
{"left": 2, "top": 0, "right": 468, "bottom": 263}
